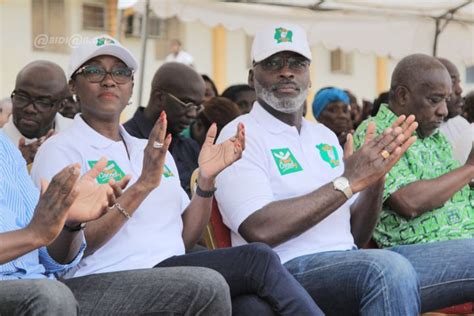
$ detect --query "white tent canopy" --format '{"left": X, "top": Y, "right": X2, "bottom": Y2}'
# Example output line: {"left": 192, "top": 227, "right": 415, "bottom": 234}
{"left": 134, "top": 0, "right": 474, "bottom": 65}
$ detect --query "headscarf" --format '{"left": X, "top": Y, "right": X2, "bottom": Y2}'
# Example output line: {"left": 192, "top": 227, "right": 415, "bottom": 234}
{"left": 312, "top": 87, "right": 350, "bottom": 118}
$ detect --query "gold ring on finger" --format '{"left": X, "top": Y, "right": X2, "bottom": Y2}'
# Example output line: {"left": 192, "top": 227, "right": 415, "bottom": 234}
{"left": 380, "top": 149, "right": 390, "bottom": 159}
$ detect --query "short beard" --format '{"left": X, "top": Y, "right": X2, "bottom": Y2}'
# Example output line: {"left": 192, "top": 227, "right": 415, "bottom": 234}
{"left": 254, "top": 77, "right": 308, "bottom": 114}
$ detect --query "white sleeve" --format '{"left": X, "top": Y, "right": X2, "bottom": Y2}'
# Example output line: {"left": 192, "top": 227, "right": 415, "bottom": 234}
{"left": 215, "top": 125, "right": 274, "bottom": 234}
{"left": 31, "top": 137, "right": 83, "bottom": 188}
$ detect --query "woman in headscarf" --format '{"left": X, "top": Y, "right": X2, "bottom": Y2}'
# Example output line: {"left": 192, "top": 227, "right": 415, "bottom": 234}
{"left": 312, "top": 87, "right": 353, "bottom": 146}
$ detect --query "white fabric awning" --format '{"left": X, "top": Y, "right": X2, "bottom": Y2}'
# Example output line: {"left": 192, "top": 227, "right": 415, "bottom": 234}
{"left": 133, "top": 0, "right": 474, "bottom": 65}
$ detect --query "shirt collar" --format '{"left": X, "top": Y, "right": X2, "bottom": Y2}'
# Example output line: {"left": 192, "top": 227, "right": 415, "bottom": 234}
{"left": 251, "top": 101, "right": 305, "bottom": 135}
{"left": 73, "top": 114, "right": 141, "bottom": 150}
{"left": 374, "top": 104, "right": 398, "bottom": 130}
{"left": 377, "top": 103, "right": 441, "bottom": 138}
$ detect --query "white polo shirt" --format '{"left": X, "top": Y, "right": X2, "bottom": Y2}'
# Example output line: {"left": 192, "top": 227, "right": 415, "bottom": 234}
{"left": 31, "top": 115, "right": 189, "bottom": 277}
{"left": 215, "top": 102, "right": 355, "bottom": 264}
{"left": 440, "top": 115, "right": 474, "bottom": 164}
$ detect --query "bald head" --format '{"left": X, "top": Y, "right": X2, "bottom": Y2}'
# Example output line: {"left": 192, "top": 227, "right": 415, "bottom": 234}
{"left": 146, "top": 62, "right": 205, "bottom": 135}
{"left": 151, "top": 62, "right": 204, "bottom": 94}
{"left": 437, "top": 57, "right": 463, "bottom": 119}
{"left": 12, "top": 60, "right": 68, "bottom": 139}
{"left": 389, "top": 54, "right": 452, "bottom": 138}
{"left": 390, "top": 54, "right": 448, "bottom": 101}
{"left": 16, "top": 60, "right": 67, "bottom": 93}
{"left": 437, "top": 58, "right": 457, "bottom": 75}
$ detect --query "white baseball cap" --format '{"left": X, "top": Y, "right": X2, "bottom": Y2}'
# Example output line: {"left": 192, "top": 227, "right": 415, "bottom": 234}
{"left": 251, "top": 23, "right": 312, "bottom": 63}
{"left": 68, "top": 35, "right": 138, "bottom": 79}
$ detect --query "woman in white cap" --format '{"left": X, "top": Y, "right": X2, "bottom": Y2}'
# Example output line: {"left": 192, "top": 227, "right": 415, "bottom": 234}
{"left": 32, "top": 35, "right": 323, "bottom": 315}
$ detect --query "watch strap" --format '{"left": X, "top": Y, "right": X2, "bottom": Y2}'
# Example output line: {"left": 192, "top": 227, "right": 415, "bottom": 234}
{"left": 195, "top": 185, "right": 216, "bottom": 198}
{"left": 63, "top": 222, "right": 86, "bottom": 232}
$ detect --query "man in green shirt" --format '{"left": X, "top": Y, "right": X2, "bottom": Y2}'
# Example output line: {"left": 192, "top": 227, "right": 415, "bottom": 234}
{"left": 354, "top": 54, "right": 474, "bottom": 248}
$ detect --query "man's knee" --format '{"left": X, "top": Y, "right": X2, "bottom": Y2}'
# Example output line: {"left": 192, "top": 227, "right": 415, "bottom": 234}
{"left": 197, "top": 267, "right": 231, "bottom": 297}
{"left": 181, "top": 267, "right": 231, "bottom": 314}
{"left": 241, "top": 242, "right": 279, "bottom": 260}
{"left": 18, "top": 280, "right": 78, "bottom": 316}
{"left": 363, "top": 249, "right": 419, "bottom": 289}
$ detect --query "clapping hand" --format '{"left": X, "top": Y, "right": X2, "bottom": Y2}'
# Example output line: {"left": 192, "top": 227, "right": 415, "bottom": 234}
{"left": 343, "top": 115, "right": 418, "bottom": 193}
{"left": 198, "top": 122, "right": 245, "bottom": 179}
{"left": 137, "top": 111, "right": 172, "bottom": 191}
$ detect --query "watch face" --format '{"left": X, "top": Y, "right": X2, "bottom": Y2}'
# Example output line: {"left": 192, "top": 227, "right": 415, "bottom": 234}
{"left": 335, "top": 177, "right": 349, "bottom": 188}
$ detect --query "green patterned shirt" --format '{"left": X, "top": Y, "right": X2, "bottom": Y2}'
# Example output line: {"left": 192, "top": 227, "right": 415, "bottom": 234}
{"left": 353, "top": 104, "right": 474, "bottom": 247}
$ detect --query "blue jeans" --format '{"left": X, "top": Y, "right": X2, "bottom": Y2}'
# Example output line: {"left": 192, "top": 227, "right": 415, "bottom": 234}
{"left": 389, "top": 238, "right": 474, "bottom": 312}
{"left": 156, "top": 243, "right": 323, "bottom": 316}
{"left": 284, "top": 238, "right": 474, "bottom": 315}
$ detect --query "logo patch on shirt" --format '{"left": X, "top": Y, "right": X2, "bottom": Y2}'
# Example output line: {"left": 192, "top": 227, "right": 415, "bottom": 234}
{"left": 162, "top": 164, "right": 174, "bottom": 178}
{"left": 271, "top": 148, "right": 303, "bottom": 175}
{"left": 316, "top": 144, "right": 340, "bottom": 168}
{"left": 88, "top": 160, "right": 126, "bottom": 184}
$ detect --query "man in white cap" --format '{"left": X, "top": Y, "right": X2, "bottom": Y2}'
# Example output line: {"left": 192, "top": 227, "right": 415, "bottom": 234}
{"left": 32, "top": 34, "right": 327, "bottom": 316}
{"left": 215, "top": 23, "right": 473, "bottom": 314}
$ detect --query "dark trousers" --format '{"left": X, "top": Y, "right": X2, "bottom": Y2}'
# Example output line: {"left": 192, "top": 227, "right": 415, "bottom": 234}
{"left": 156, "top": 242, "right": 323, "bottom": 316}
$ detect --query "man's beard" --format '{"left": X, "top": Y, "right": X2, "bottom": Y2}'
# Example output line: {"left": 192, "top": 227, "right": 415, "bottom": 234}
{"left": 254, "top": 77, "right": 308, "bottom": 114}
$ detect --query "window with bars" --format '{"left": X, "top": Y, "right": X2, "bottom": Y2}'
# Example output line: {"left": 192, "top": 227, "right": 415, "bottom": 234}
{"left": 82, "top": 3, "right": 106, "bottom": 31}
{"left": 125, "top": 13, "right": 163, "bottom": 38}
{"left": 330, "top": 49, "right": 353, "bottom": 75}
{"left": 31, "top": 0, "right": 68, "bottom": 53}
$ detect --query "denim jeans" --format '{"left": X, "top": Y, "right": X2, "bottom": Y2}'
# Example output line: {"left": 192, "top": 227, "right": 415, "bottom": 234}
{"left": 156, "top": 242, "right": 324, "bottom": 316}
{"left": 284, "top": 238, "right": 474, "bottom": 315}
{"left": 389, "top": 238, "right": 474, "bottom": 312}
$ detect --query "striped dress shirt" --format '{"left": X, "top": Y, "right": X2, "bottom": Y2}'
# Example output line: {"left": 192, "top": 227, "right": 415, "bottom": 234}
{"left": 0, "top": 131, "right": 84, "bottom": 280}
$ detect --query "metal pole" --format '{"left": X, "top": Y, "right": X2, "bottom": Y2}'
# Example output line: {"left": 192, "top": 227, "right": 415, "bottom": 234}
{"left": 116, "top": 8, "right": 124, "bottom": 40}
{"left": 137, "top": 0, "right": 150, "bottom": 107}
{"left": 432, "top": 0, "right": 472, "bottom": 57}
{"left": 432, "top": 18, "right": 440, "bottom": 57}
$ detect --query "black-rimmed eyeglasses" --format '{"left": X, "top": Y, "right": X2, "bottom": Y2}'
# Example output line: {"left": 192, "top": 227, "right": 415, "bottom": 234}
{"left": 11, "top": 90, "right": 62, "bottom": 112}
{"left": 74, "top": 65, "right": 134, "bottom": 84}
{"left": 164, "top": 91, "right": 203, "bottom": 112}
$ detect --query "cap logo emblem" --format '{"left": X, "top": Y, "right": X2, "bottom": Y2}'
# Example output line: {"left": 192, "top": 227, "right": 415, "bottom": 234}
{"left": 96, "top": 37, "right": 116, "bottom": 47}
{"left": 274, "top": 27, "right": 293, "bottom": 44}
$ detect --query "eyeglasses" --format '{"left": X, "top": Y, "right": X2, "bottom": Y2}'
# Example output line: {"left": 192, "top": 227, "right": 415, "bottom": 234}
{"left": 74, "top": 65, "right": 134, "bottom": 84}
{"left": 11, "top": 90, "right": 62, "bottom": 112}
{"left": 255, "top": 56, "right": 310, "bottom": 73}
{"left": 164, "top": 91, "right": 203, "bottom": 112}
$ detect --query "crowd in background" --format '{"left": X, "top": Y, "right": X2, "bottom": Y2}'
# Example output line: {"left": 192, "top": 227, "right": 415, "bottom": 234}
{"left": 0, "top": 24, "right": 473, "bottom": 316}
